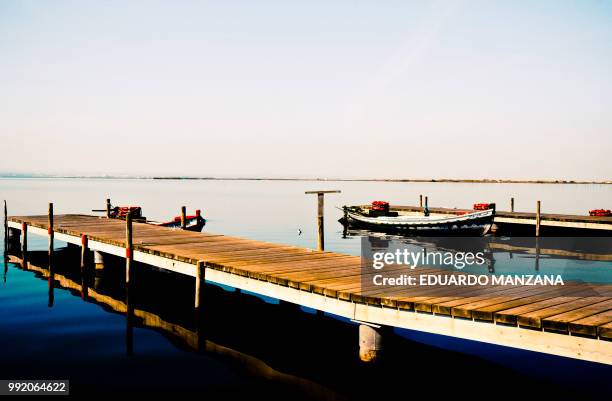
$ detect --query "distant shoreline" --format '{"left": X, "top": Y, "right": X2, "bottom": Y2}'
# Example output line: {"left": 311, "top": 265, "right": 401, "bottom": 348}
{"left": 0, "top": 175, "right": 610, "bottom": 184}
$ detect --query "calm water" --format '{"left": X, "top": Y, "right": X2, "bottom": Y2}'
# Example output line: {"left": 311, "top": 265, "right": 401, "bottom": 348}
{"left": 0, "top": 178, "right": 611, "bottom": 397}
{"left": 2, "top": 178, "right": 611, "bottom": 253}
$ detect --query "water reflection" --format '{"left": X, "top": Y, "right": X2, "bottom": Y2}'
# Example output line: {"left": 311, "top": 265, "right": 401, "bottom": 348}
{"left": 350, "top": 228, "right": 612, "bottom": 283}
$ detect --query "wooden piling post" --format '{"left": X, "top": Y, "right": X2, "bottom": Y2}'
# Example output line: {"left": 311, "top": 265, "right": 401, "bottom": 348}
{"left": 419, "top": 195, "right": 423, "bottom": 207}
{"left": 124, "top": 211, "right": 134, "bottom": 356}
{"left": 3, "top": 200, "right": 7, "bottom": 247}
{"left": 181, "top": 206, "right": 187, "bottom": 229}
{"left": 48, "top": 202, "right": 54, "bottom": 257}
{"left": 510, "top": 197, "right": 515, "bottom": 213}
{"left": 195, "top": 260, "right": 206, "bottom": 351}
{"left": 535, "top": 200, "right": 541, "bottom": 237}
{"left": 305, "top": 190, "right": 341, "bottom": 251}
{"left": 21, "top": 222, "right": 27, "bottom": 266}
{"left": 80, "top": 235, "right": 88, "bottom": 273}
{"left": 195, "top": 260, "right": 205, "bottom": 310}
{"left": 317, "top": 193, "right": 324, "bottom": 250}
{"left": 424, "top": 196, "right": 430, "bottom": 216}
{"left": 80, "top": 235, "right": 89, "bottom": 300}
{"left": 106, "top": 198, "right": 111, "bottom": 218}
{"left": 359, "top": 324, "right": 384, "bottom": 363}
{"left": 125, "top": 212, "right": 133, "bottom": 285}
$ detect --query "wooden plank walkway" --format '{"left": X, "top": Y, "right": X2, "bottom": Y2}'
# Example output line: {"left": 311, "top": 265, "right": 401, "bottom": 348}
{"left": 7, "top": 214, "right": 612, "bottom": 364}
{"left": 385, "top": 205, "right": 612, "bottom": 231}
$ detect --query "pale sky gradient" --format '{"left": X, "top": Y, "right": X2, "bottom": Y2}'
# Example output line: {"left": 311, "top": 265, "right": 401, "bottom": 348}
{"left": 1, "top": 0, "right": 611, "bottom": 179}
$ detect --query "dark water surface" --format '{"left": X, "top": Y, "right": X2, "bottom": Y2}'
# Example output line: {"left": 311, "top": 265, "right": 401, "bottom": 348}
{"left": 1, "top": 179, "right": 611, "bottom": 398}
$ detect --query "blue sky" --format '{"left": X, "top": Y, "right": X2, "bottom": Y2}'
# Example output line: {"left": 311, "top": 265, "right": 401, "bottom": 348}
{"left": 1, "top": 0, "right": 611, "bottom": 179}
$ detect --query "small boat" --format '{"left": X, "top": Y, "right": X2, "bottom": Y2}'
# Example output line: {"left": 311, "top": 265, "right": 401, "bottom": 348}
{"left": 340, "top": 201, "right": 495, "bottom": 236}
{"left": 151, "top": 210, "right": 206, "bottom": 232}
{"left": 92, "top": 204, "right": 206, "bottom": 232}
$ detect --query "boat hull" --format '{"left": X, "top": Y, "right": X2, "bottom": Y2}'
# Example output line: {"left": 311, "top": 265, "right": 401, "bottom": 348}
{"left": 342, "top": 208, "right": 494, "bottom": 236}
{"left": 155, "top": 217, "right": 206, "bottom": 232}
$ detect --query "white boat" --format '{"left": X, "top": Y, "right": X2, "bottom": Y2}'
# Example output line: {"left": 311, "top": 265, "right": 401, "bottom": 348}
{"left": 341, "top": 205, "right": 495, "bottom": 235}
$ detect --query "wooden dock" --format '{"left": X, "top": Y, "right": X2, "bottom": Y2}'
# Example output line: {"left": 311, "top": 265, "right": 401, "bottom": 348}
{"left": 6, "top": 214, "right": 612, "bottom": 365}
{"left": 386, "top": 205, "right": 612, "bottom": 232}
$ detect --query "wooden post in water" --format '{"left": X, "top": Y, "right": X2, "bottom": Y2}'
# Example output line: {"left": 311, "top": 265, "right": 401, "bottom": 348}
{"left": 424, "top": 196, "right": 430, "bottom": 216}
{"left": 535, "top": 200, "right": 541, "bottom": 237}
{"left": 125, "top": 212, "right": 133, "bottom": 285}
{"left": 47, "top": 203, "right": 55, "bottom": 304}
{"left": 305, "top": 190, "right": 341, "bottom": 251}
{"left": 106, "top": 198, "right": 111, "bottom": 218}
{"left": 3, "top": 200, "right": 7, "bottom": 248}
{"left": 419, "top": 195, "right": 423, "bottom": 207}
{"left": 195, "top": 260, "right": 206, "bottom": 351}
{"left": 195, "top": 260, "right": 205, "bottom": 310}
{"left": 80, "top": 234, "right": 89, "bottom": 300}
{"left": 21, "top": 222, "right": 27, "bottom": 267}
{"left": 510, "top": 197, "right": 515, "bottom": 212}
{"left": 317, "top": 193, "right": 324, "bottom": 250}
{"left": 80, "top": 235, "right": 88, "bottom": 273}
{"left": 125, "top": 212, "right": 134, "bottom": 357}
{"left": 181, "top": 206, "right": 187, "bottom": 229}
{"left": 48, "top": 203, "right": 54, "bottom": 257}
{"left": 359, "top": 324, "right": 385, "bottom": 363}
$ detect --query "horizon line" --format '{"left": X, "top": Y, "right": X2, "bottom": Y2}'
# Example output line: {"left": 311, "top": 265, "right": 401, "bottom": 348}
{"left": 0, "top": 174, "right": 610, "bottom": 185}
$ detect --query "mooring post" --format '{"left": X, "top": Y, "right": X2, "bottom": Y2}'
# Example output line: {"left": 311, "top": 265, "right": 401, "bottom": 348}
{"left": 535, "top": 200, "right": 541, "bottom": 237}
{"left": 21, "top": 222, "right": 28, "bottom": 268}
{"left": 125, "top": 212, "right": 133, "bottom": 285}
{"left": 305, "top": 190, "right": 341, "bottom": 251}
{"left": 195, "top": 260, "right": 205, "bottom": 310}
{"left": 419, "top": 194, "right": 423, "bottom": 207}
{"left": 424, "top": 196, "right": 430, "bottom": 216}
{"left": 3, "top": 200, "right": 7, "bottom": 249}
{"left": 48, "top": 202, "right": 54, "bottom": 257}
{"left": 195, "top": 260, "right": 206, "bottom": 351}
{"left": 317, "top": 193, "right": 324, "bottom": 249}
{"left": 181, "top": 206, "right": 187, "bottom": 229}
{"left": 80, "top": 235, "right": 88, "bottom": 273}
{"left": 80, "top": 234, "right": 89, "bottom": 299}
{"left": 106, "top": 198, "right": 111, "bottom": 218}
{"left": 510, "top": 197, "right": 515, "bottom": 212}
{"left": 47, "top": 203, "right": 55, "bottom": 300}
{"left": 124, "top": 210, "right": 134, "bottom": 356}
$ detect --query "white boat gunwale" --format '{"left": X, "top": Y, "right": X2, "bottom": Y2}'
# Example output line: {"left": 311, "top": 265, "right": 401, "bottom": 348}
{"left": 344, "top": 207, "right": 494, "bottom": 227}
